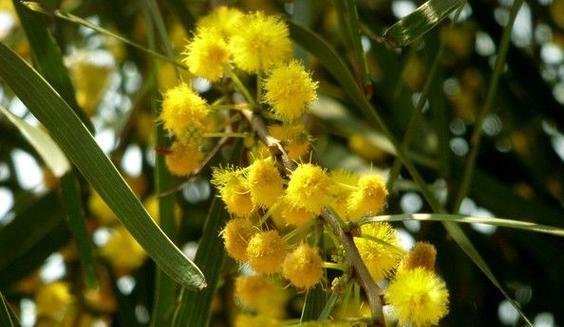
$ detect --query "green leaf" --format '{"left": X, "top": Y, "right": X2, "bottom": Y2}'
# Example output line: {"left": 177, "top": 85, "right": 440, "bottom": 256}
{"left": 0, "top": 291, "right": 21, "bottom": 327}
{"left": 318, "top": 291, "right": 339, "bottom": 321}
{"left": 301, "top": 284, "right": 327, "bottom": 322}
{"left": 60, "top": 173, "right": 98, "bottom": 288}
{"left": 335, "top": 0, "right": 371, "bottom": 91}
{"left": 13, "top": 0, "right": 93, "bottom": 132}
{"left": 172, "top": 198, "right": 230, "bottom": 327}
{"left": 0, "top": 42, "right": 205, "bottom": 290}
{"left": 382, "top": 0, "right": 466, "bottom": 47}
{"left": 358, "top": 213, "right": 564, "bottom": 237}
{"left": 0, "top": 105, "right": 70, "bottom": 177}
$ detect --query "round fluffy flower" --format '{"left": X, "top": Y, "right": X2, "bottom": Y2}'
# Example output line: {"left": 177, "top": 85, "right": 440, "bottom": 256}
{"left": 222, "top": 218, "right": 256, "bottom": 262}
{"left": 286, "top": 163, "right": 331, "bottom": 215}
{"left": 36, "top": 282, "right": 72, "bottom": 318}
{"left": 101, "top": 226, "right": 146, "bottom": 269}
{"left": 354, "top": 222, "right": 402, "bottom": 281}
{"left": 385, "top": 268, "right": 449, "bottom": 327}
{"left": 234, "top": 275, "right": 287, "bottom": 317}
{"left": 247, "top": 157, "right": 284, "bottom": 207}
{"left": 269, "top": 124, "right": 311, "bottom": 160}
{"left": 197, "top": 6, "right": 244, "bottom": 40}
{"left": 183, "top": 28, "right": 230, "bottom": 82}
{"left": 229, "top": 12, "right": 292, "bottom": 73}
{"left": 347, "top": 174, "right": 388, "bottom": 220}
{"left": 212, "top": 167, "right": 254, "bottom": 217}
{"left": 165, "top": 141, "right": 203, "bottom": 177}
{"left": 160, "top": 83, "right": 209, "bottom": 136}
{"left": 264, "top": 60, "right": 318, "bottom": 121}
{"left": 397, "top": 242, "right": 437, "bottom": 274}
{"left": 282, "top": 244, "right": 323, "bottom": 289}
{"left": 246, "top": 230, "right": 287, "bottom": 274}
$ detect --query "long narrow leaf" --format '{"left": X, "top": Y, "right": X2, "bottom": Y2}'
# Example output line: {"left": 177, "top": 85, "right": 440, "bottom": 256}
{"left": 358, "top": 213, "right": 564, "bottom": 237}
{"left": 383, "top": 0, "right": 466, "bottom": 47}
{"left": 0, "top": 42, "right": 205, "bottom": 290}
{"left": 0, "top": 291, "right": 21, "bottom": 327}
{"left": 60, "top": 173, "right": 98, "bottom": 288}
{"left": 172, "top": 198, "right": 230, "bottom": 327}
{"left": 0, "top": 106, "right": 70, "bottom": 177}
{"left": 13, "top": 0, "right": 93, "bottom": 132}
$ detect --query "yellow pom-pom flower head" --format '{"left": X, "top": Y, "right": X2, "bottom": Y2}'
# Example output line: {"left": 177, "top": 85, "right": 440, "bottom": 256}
{"left": 354, "top": 222, "right": 402, "bottom": 281}
{"left": 212, "top": 167, "right": 254, "bottom": 217}
{"left": 222, "top": 218, "right": 257, "bottom": 262}
{"left": 197, "top": 6, "right": 244, "bottom": 40}
{"left": 229, "top": 12, "right": 292, "bottom": 73}
{"left": 286, "top": 163, "right": 331, "bottom": 215}
{"left": 347, "top": 174, "right": 388, "bottom": 220}
{"left": 264, "top": 60, "right": 318, "bottom": 121}
{"left": 160, "top": 83, "right": 209, "bottom": 137}
{"left": 183, "top": 28, "right": 230, "bottom": 82}
{"left": 246, "top": 230, "right": 287, "bottom": 274}
{"left": 282, "top": 244, "right": 323, "bottom": 289}
{"left": 165, "top": 141, "right": 203, "bottom": 177}
{"left": 385, "top": 268, "right": 449, "bottom": 327}
{"left": 247, "top": 157, "right": 284, "bottom": 207}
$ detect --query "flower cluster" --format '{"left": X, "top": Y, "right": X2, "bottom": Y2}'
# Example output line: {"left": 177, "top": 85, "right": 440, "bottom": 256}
{"left": 158, "top": 6, "right": 450, "bottom": 327}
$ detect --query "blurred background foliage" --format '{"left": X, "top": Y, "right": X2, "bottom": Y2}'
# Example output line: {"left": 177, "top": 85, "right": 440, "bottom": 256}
{"left": 0, "top": 0, "right": 563, "bottom": 326}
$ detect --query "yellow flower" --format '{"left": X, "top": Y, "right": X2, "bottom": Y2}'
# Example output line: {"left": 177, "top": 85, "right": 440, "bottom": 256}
{"left": 286, "top": 163, "right": 331, "bottom": 215}
{"left": 183, "top": 28, "right": 230, "bottom": 82}
{"left": 347, "top": 174, "right": 388, "bottom": 220}
{"left": 348, "top": 134, "right": 387, "bottom": 162}
{"left": 246, "top": 230, "right": 287, "bottom": 274}
{"left": 234, "top": 313, "right": 281, "bottom": 327}
{"left": 101, "top": 226, "right": 146, "bottom": 269}
{"left": 88, "top": 191, "right": 116, "bottom": 225}
{"left": 234, "top": 275, "right": 287, "bottom": 317}
{"left": 269, "top": 123, "right": 311, "bottom": 160}
{"left": 230, "top": 12, "right": 292, "bottom": 73}
{"left": 160, "top": 83, "right": 209, "bottom": 137}
{"left": 282, "top": 244, "right": 323, "bottom": 289}
{"left": 247, "top": 157, "right": 284, "bottom": 207}
{"left": 222, "top": 218, "right": 257, "bottom": 262}
{"left": 264, "top": 60, "right": 318, "bottom": 121}
{"left": 165, "top": 141, "right": 203, "bottom": 177}
{"left": 385, "top": 268, "right": 449, "bottom": 327}
{"left": 397, "top": 242, "right": 437, "bottom": 274}
{"left": 354, "top": 222, "right": 402, "bottom": 281}
{"left": 212, "top": 167, "right": 254, "bottom": 217}
{"left": 329, "top": 169, "right": 359, "bottom": 219}
{"left": 197, "top": 6, "right": 244, "bottom": 40}
{"left": 36, "top": 282, "right": 72, "bottom": 319}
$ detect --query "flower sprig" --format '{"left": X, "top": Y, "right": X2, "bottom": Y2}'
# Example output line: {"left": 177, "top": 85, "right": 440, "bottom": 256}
{"left": 157, "top": 6, "right": 450, "bottom": 327}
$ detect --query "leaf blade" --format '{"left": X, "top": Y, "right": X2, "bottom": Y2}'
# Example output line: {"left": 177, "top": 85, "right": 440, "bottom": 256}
{"left": 383, "top": 0, "right": 466, "bottom": 47}
{"left": 0, "top": 42, "right": 205, "bottom": 290}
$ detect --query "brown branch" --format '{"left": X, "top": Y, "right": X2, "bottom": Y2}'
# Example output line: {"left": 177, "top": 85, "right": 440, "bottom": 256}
{"left": 241, "top": 109, "right": 386, "bottom": 327}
